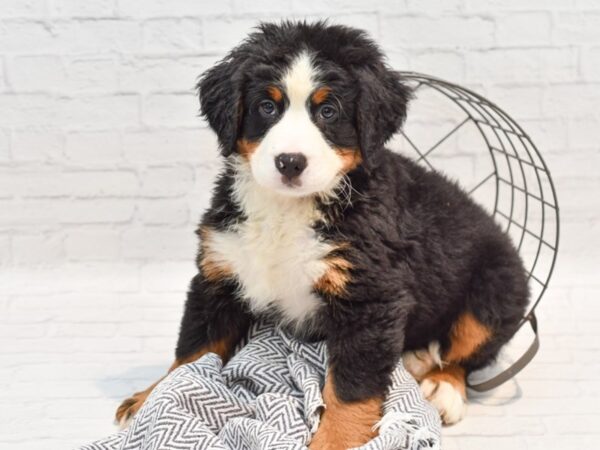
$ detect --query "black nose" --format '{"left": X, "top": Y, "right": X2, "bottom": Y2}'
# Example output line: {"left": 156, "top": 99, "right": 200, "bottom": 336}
{"left": 275, "top": 153, "right": 307, "bottom": 180}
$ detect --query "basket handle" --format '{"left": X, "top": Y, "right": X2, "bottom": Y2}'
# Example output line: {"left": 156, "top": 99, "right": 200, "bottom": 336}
{"left": 466, "top": 312, "right": 539, "bottom": 392}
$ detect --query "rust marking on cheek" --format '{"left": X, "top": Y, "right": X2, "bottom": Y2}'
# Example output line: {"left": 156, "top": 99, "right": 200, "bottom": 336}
{"left": 267, "top": 85, "right": 283, "bottom": 103}
{"left": 445, "top": 312, "right": 492, "bottom": 363}
{"left": 311, "top": 86, "right": 331, "bottom": 105}
{"left": 335, "top": 147, "right": 363, "bottom": 173}
{"left": 236, "top": 138, "right": 259, "bottom": 160}
{"left": 314, "top": 244, "right": 353, "bottom": 297}
{"left": 197, "top": 226, "right": 234, "bottom": 283}
{"left": 310, "top": 374, "right": 381, "bottom": 449}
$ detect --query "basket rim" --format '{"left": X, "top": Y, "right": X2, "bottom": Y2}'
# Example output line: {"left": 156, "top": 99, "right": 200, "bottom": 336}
{"left": 398, "top": 71, "right": 560, "bottom": 318}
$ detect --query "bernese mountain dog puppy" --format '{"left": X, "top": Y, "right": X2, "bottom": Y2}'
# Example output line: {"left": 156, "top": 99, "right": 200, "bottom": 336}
{"left": 115, "top": 21, "right": 529, "bottom": 449}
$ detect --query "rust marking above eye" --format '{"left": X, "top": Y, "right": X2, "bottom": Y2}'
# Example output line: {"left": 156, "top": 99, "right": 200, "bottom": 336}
{"left": 311, "top": 86, "right": 331, "bottom": 105}
{"left": 335, "top": 147, "right": 363, "bottom": 173}
{"left": 237, "top": 138, "right": 260, "bottom": 160}
{"left": 267, "top": 86, "right": 283, "bottom": 102}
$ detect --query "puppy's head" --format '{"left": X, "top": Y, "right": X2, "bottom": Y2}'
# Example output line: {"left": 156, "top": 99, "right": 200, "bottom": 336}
{"left": 198, "top": 21, "right": 411, "bottom": 197}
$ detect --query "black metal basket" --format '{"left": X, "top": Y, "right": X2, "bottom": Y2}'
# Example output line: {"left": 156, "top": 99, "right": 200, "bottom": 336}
{"left": 395, "top": 72, "right": 560, "bottom": 391}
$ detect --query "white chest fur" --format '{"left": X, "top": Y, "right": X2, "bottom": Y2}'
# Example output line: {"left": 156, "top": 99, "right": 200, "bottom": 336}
{"left": 206, "top": 164, "right": 332, "bottom": 325}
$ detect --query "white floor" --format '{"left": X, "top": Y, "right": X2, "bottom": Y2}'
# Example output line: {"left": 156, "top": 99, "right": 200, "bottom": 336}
{"left": 0, "top": 262, "right": 598, "bottom": 450}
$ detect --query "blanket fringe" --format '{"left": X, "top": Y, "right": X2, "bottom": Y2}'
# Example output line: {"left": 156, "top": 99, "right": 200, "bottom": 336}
{"left": 375, "top": 412, "right": 440, "bottom": 450}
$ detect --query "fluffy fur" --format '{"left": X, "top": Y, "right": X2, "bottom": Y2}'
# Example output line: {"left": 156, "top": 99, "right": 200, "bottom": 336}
{"left": 116, "top": 21, "right": 529, "bottom": 447}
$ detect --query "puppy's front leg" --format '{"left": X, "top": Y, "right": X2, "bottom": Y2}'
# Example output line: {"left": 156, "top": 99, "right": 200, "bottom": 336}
{"left": 309, "top": 372, "right": 382, "bottom": 450}
{"left": 310, "top": 309, "right": 406, "bottom": 450}
{"left": 115, "top": 272, "right": 251, "bottom": 427}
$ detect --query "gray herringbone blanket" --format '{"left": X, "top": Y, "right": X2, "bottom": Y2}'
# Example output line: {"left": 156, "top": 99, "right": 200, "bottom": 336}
{"left": 80, "top": 321, "right": 441, "bottom": 450}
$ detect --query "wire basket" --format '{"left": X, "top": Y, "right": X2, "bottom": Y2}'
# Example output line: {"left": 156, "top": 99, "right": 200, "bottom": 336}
{"left": 393, "top": 72, "right": 560, "bottom": 390}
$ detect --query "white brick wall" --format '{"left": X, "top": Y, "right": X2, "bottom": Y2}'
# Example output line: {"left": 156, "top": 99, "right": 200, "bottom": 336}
{"left": 1, "top": 1, "right": 599, "bottom": 449}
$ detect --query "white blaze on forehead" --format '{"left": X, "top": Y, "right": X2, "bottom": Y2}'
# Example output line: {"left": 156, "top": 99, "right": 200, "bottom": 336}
{"left": 282, "top": 52, "right": 317, "bottom": 108}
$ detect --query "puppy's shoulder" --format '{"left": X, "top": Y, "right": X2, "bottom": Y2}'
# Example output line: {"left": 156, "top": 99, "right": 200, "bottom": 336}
{"left": 200, "top": 166, "right": 244, "bottom": 231}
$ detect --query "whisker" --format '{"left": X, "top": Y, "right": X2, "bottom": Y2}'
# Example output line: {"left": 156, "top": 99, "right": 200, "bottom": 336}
{"left": 339, "top": 174, "right": 354, "bottom": 210}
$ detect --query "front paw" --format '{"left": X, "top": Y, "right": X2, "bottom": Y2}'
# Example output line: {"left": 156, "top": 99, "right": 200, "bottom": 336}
{"left": 115, "top": 391, "right": 146, "bottom": 429}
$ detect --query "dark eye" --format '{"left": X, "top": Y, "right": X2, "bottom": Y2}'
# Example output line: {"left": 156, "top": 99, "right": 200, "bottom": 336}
{"left": 258, "top": 100, "right": 277, "bottom": 118}
{"left": 318, "top": 104, "right": 338, "bottom": 122}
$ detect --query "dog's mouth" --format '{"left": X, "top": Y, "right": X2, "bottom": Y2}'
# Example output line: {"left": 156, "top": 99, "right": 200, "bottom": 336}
{"left": 281, "top": 176, "right": 302, "bottom": 188}
{"left": 246, "top": 145, "right": 344, "bottom": 199}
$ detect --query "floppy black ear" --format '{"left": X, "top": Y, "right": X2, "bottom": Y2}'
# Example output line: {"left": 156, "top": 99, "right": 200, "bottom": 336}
{"left": 198, "top": 56, "right": 246, "bottom": 157}
{"left": 354, "top": 66, "right": 411, "bottom": 166}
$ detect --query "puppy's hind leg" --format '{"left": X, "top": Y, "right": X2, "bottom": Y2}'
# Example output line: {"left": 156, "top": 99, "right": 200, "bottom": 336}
{"left": 403, "top": 341, "right": 442, "bottom": 381}
{"left": 420, "top": 364, "right": 467, "bottom": 425}
{"left": 419, "top": 312, "right": 492, "bottom": 425}
{"left": 404, "top": 342, "right": 467, "bottom": 425}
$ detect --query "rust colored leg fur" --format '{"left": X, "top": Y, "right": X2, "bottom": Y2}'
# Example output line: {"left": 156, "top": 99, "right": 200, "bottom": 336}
{"left": 309, "top": 374, "right": 382, "bottom": 450}
{"left": 114, "top": 338, "right": 234, "bottom": 427}
{"left": 420, "top": 364, "right": 467, "bottom": 425}
{"left": 444, "top": 312, "right": 491, "bottom": 364}
{"left": 416, "top": 312, "right": 492, "bottom": 425}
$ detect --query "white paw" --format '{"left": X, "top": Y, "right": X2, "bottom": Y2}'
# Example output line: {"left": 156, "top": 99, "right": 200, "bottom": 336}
{"left": 420, "top": 378, "right": 466, "bottom": 425}
{"left": 403, "top": 341, "right": 442, "bottom": 380}
{"left": 116, "top": 414, "right": 133, "bottom": 430}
